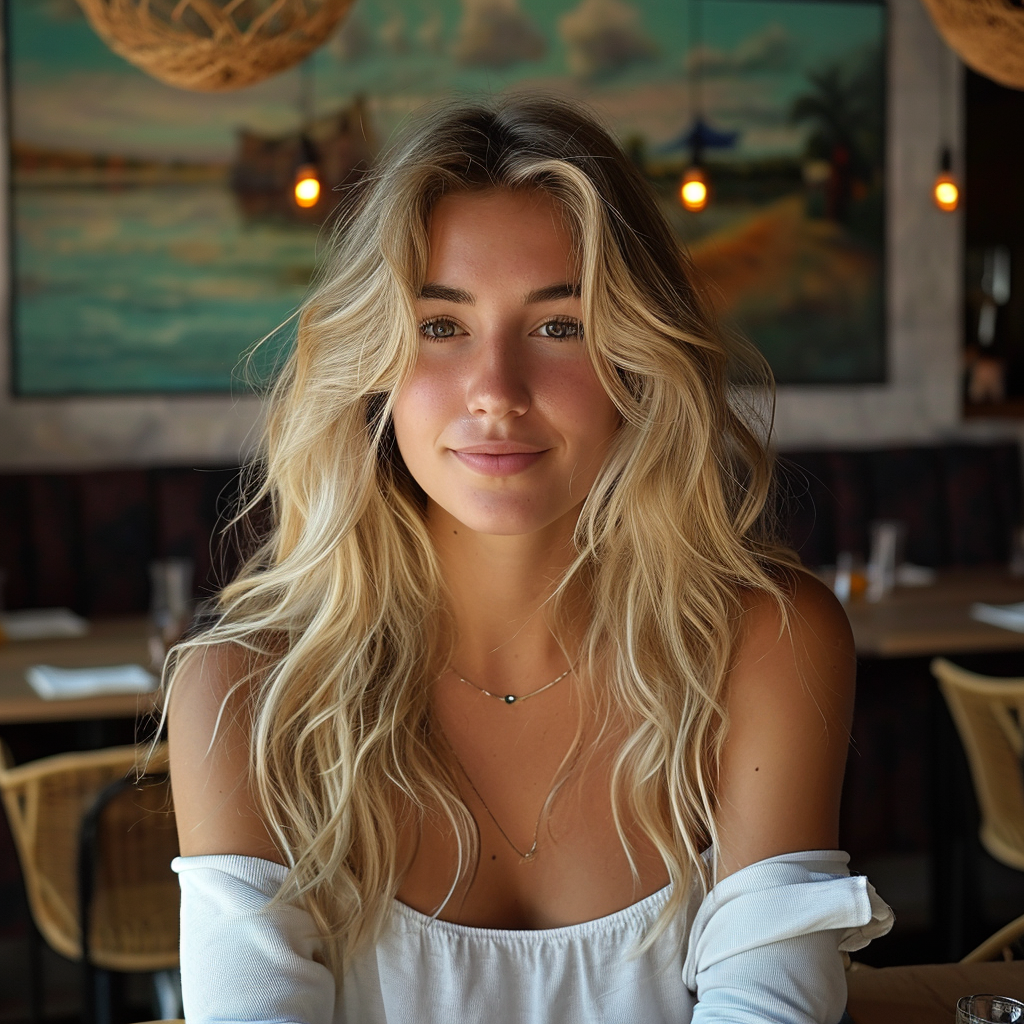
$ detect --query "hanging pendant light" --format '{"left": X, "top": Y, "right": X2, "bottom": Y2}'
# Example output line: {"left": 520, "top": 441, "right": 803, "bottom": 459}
{"left": 293, "top": 165, "right": 321, "bottom": 209}
{"left": 75, "top": 0, "right": 357, "bottom": 92}
{"left": 931, "top": 45, "right": 959, "bottom": 214}
{"left": 293, "top": 135, "right": 321, "bottom": 210}
{"left": 680, "top": 0, "right": 711, "bottom": 212}
{"left": 681, "top": 165, "right": 709, "bottom": 212}
{"left": 919, "top": 0, "right": 1024, "bottom": 91}
{"left": 933, "top": 146, "right": 959, "bottom": 212}
{"left": 290, "top": 61, "right": 321, "bottom": 211}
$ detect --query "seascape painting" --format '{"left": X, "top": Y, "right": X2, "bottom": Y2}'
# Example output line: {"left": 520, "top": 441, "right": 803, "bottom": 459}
{"left": 7, "top": 0, "right": 885, "bottom": 395}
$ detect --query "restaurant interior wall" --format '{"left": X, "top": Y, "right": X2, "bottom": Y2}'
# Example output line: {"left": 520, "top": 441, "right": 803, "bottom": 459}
{"left": 0, "top": 0, "right": 1020, "bottom": 469}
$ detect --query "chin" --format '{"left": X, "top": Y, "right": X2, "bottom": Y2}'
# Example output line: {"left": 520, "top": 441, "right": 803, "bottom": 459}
{"left": 452, "top": 512, "right": 553, "bottom": 537}
{"left": 436, "top": 495, "right": 567, "bottom": 538}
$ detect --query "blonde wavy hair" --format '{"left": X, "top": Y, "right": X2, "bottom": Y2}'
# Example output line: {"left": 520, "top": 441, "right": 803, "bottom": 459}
{"left": 165, "top": 93, "right": 799, "bottom": 972}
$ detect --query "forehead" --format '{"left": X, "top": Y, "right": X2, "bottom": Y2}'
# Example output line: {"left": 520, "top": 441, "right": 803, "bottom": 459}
{"left": 423, "top": 190, "right": 579, "bottom": 284}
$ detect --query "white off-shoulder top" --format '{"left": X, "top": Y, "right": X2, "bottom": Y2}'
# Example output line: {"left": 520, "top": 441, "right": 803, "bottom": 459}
{"left": 173, "top": 849, "right": 893, "bottom": 1024}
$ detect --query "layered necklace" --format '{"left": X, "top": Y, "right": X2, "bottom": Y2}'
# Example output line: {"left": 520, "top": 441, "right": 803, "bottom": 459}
{"left": 436, "top": 661, "right": 576, "bottom": 861}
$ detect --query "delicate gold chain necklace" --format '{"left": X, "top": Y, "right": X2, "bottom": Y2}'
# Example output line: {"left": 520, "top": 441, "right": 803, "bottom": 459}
{"left": 440, "top": 731, "right": 542, "bottom": 861}
{"left": 449, "top": 663, "right": 575, "bottom": 706}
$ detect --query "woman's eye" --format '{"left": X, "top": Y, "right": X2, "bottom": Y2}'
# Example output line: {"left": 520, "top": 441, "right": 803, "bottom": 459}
{"left": 534, "top": 318, "right": 583, "bottom": 340}
{"left": 419, "top": 318, "right": 464, "bottom": 340}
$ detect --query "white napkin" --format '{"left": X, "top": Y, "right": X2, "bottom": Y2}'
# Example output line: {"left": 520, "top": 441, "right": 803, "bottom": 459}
{"left": 0, "top": 608, "right": 88, "bottom": 641}
{"left": 895, "top": 563, "right": 937, "bottom": 587}
{"left": 26, "top": 663, "right": 157, "bottom": 700}
{"left": 970, "top": 601, "right": 1024, "bottom": 633}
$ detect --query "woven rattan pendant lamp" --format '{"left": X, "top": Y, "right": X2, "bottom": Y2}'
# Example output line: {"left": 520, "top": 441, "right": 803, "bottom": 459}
{"left": 74, "top": 0, "right": 357, "bottom": 91}
{"left": 918, "top": 0, "right": 1024, "bottom": 91}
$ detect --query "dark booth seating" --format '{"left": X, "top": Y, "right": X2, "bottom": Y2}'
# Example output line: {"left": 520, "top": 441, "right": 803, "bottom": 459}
{"left": 0, "top": 440, "right": 1020, "bottom": 617}
{"left": 776, "top": 441, "right": 1023, "bottom": 570}
{"left": 0, "top": 467, "right": 243, "bottom": 616}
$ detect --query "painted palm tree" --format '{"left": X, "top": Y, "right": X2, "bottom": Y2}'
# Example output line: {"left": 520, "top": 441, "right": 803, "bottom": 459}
{"left": 790, "top": 45, "right": 883, "bottom": 223}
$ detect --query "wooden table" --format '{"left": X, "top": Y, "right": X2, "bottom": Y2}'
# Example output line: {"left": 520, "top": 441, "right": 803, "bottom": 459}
{"left": 0, "top": 616, "right": 159, "bottom": 724}
{"left": 847, "top": 960, "right": 1024, "bottom": 1023}
{"left": 841, "top": 567, "right": 1024, "bottom": 658}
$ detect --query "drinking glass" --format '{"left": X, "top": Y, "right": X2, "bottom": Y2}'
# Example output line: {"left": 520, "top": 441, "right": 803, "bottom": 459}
{"left": 832, "top": 552, "right": 867, "bottom": 603}
{"left": 866, "top": 520, "right": 906, "bottom": 602}
{"left": 833, "top": 552, "right": 853, "bottom": 603}
{"left": 148, "top": 557, "right": 194, "bottom": 666}
{"left": 1009, "top": 526, "right": 1024, "bottom": 577}
{"left": 957, "top": 994, "right": 1024, "bottom": 1023}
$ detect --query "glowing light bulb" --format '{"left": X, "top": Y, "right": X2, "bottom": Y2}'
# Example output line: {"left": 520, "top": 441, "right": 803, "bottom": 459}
{"left": 680, "top": 167, "right": 708, "bottom": 212}
{"left": 294, "top": 165, "right": 321, "bottom": 209}
{"left": 933, "top": 173, "right": 959, "bottom": 212}
{"left": 933, "top": 146, "right": 958, "bottom": 213}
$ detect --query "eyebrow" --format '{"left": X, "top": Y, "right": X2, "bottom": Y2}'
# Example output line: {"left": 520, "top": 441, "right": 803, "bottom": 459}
{"left": 417, "top": 282, "right": 581, "bottom": 305}
{"left": 418, "top": 283, "right": 474, "bottom": 303}
{"left": 525, "top": 282, "right": 581, "bottom": 304}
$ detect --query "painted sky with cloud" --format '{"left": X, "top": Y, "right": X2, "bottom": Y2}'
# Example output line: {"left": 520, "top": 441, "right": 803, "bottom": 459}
{"left": 9, "top": 0, "right": 883, "bottom": 161}
{"left": 559, "top": 0, "right": 658, "bottom": 81}
{"left": 453, "top": 0, "right": 546, "bottom": 69}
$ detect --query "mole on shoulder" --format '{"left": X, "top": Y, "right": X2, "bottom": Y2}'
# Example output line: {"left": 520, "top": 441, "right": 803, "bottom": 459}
{"left": 754, "top": 766, "right": 759, "bottom": 771}
{"left": 491, "top": 854, "right": 497, "bottom": 860}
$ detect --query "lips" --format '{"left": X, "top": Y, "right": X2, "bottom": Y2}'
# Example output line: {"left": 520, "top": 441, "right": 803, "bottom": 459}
{"left": 455, "top": 443, "right": 547, "bottom": 455}
{"left": 452, "top": 448, "right": 548, "bottom": 476}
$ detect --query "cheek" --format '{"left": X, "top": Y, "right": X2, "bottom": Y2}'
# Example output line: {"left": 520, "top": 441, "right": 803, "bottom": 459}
{"left": 392, "top": 369, "right": 451, "bottom": 453}
{"left": 390, "top": 389, "right": 419, "bottom": 462}
{"left": 541, "top": 363, "right": 620, "bottom": 436}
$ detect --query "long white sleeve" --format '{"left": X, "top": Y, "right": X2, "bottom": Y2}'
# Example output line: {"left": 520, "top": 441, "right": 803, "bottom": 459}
{"left": 173, "top": 854, "right": 336, "bottom": 1024}
{"left": 683, "top": 851, "right": 894, "bottom": 1023}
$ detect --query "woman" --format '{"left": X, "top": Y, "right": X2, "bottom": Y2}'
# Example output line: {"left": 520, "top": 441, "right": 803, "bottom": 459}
{"left": 167, "top": 94, "right": 892, "bottom": 1023}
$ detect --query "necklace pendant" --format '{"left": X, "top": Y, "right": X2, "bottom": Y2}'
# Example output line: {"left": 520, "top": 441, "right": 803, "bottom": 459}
{"left": 522, "top": 847, "right": 537, "bottom": 861}
{"left": 504, "top": 694, "right": 517, "bottom": 704}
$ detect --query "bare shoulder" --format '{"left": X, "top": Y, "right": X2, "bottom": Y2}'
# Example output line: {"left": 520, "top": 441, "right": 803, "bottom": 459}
{"left": 730, "top": 569, "right": 855, "bottom": 722}
{"left": 736, "top": 569, "right": 854, "bottom": 671}
{"left": 714, "top": 570, "right": 855, "bottom": 876}
{"left": 168, "top": 640, "right": 281, "bottom": 861}
{"left": 168, "top": 639, "right": 248, "bottom": 716}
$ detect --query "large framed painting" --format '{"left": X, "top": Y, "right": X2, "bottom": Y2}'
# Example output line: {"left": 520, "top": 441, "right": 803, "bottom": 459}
{"left": 7, "top": 0, "right": 885, "bottom": 395}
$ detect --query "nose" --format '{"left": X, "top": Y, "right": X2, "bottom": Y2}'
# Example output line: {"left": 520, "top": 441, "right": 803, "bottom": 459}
{"left": 464, "top": 327, "right": 531, "bottom": 420}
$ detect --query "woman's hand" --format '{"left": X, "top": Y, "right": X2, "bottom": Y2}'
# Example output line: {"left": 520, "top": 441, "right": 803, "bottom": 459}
{"left": 714, "top": 570, "right": 856, "bottom": 879}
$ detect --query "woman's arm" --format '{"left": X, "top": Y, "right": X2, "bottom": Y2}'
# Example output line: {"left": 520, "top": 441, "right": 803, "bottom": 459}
{"left": 682, "top": 572, "right": 886, "bottom": 1023}
{"left": 714, "top": 570, "right": 856, "bottom": 879}
{"left": 168, "top": 644, "right": 337, "bottom": 1024}
{"left": 168, "top": 642, "right": 281, "bottom": 861}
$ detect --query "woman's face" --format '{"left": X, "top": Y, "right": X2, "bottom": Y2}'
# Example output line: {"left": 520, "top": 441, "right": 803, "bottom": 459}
{"left": 392, "top": 189, "right": 621, "bottom": 538}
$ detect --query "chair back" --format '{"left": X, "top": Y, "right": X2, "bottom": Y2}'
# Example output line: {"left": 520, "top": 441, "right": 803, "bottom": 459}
{"left": 0, "top": 740, "right": 179, "bottom": 972}
{"left": 961, "top": 910, "right": 1024, "bottom": 962}
{"left": 931, "top": 658, "right": 1024, "bottom": 871}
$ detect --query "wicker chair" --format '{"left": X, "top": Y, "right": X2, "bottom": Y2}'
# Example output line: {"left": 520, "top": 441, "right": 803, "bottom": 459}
{"left": 0, "top": 740, "right": 180, "bottom": 1024}
{"left": 962, "top": 911, "right": 1024, "bottom": 962}
{"left": 931, "top": 659, "right": 1024, "bottom": 870}
{"left": 931, "top": 658, "right": 1024, "bottom": 961}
